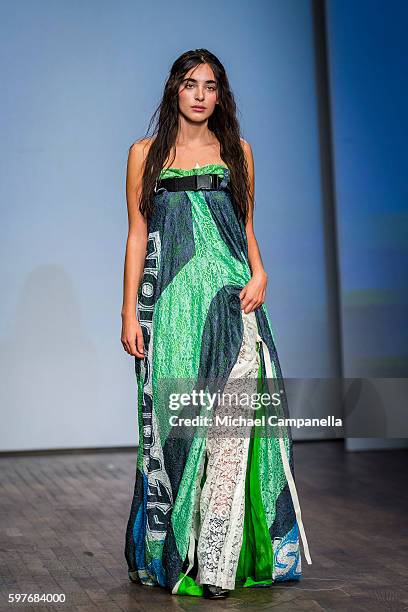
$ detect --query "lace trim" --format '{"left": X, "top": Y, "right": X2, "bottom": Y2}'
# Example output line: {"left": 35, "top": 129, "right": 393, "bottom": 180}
{"left": 195, "top": 310, "right": 260, "bottom": 589}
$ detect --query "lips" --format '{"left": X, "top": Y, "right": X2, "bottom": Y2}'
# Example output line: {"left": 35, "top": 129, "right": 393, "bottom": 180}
{"left": 191, "top": 106, "right": 206, "bottom": 111}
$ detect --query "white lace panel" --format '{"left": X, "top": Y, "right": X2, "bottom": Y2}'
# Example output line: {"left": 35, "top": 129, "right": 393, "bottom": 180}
{"left": 195, "top": 309, "right": 260, "bottom": 589}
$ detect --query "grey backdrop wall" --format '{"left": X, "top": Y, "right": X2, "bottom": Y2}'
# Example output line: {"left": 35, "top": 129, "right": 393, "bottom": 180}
{"left": 1, "top": 0, "right": 338, "bottom": 451}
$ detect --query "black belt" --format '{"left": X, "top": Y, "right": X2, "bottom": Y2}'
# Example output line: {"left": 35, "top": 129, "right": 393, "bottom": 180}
{"left": 155, "top": 173, "right": 222, "bottom": 192}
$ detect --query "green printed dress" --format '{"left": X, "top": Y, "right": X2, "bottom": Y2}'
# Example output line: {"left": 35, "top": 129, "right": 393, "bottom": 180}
{"left": 124, "top": 163, "right": 312, "bottom": 596}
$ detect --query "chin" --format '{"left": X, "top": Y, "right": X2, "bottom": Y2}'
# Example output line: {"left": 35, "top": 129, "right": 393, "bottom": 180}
{"left": 188, "top": 113, "right": 209, "bottom": 121}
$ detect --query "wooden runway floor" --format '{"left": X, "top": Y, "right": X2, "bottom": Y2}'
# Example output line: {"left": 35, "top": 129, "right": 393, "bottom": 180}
{"left": 0, "top": 440, "right": 407, "bottom": 611}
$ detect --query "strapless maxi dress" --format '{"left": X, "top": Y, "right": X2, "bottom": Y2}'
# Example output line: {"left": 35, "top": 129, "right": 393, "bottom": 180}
{"left": 124, "top": 163, "right": 312, "bottom": 596}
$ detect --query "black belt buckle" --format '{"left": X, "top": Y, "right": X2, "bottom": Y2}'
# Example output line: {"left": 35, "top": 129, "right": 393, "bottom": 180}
{"left": 195, "top": 174, "right": 213, "bottom": 190}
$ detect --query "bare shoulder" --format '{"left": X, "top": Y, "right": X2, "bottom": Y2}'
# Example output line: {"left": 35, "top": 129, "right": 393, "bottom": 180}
{"left": 240, "top": 138, "right": 252, "bottom": 154}
{"left": 126, "top": 137, "right": 154, "bottom": 193}
{"left": 240, "top": 137, "right": 254, "bottom": 170}
{"left": 127, "top": 137, "right": 154, "bottom": 184}
{"left": 128, "top": 136, "right": 154, "bottom": 164}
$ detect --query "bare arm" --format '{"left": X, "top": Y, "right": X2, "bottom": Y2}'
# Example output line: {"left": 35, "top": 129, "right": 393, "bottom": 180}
{"left": 239, "top": 138, "right": 268, "bottom": 313}
{"left": 121, "top": 140, "right": 149, "bottom": 357}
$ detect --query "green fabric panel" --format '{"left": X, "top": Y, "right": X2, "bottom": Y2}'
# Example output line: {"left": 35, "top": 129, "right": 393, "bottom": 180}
{"left": 241, "top": 576, "right": 274, "bottom": 587}
{"left": 175, "top": 573, "right": 204, "bottom": 597}
{"left": 159, "top": 163, "right": 227, "bottom": 178}
{"left": 236, "top": 347, "right": 274, "bottom": 585}
{"left": 254, "top": 306, "right": 290, "bottom": 532}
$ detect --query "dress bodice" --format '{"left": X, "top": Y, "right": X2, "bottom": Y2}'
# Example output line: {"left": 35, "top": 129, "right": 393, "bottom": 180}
{"left": 159, "top": 163, "right": 228, "bottom": 180}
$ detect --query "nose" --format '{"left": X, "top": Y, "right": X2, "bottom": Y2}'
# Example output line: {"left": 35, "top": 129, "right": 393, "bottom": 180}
{"left": 195, "top": 87, "right": 205, "bottom": 101}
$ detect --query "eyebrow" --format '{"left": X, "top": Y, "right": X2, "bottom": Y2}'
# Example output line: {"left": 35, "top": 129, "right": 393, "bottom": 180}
{"left": 182, "top": 77, "right": 217, "bottom": 85}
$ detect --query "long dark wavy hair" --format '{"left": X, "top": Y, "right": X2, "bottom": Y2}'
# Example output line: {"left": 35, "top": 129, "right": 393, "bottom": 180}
{"left": 137, "top": 48, "right": 252, "bottom": 224}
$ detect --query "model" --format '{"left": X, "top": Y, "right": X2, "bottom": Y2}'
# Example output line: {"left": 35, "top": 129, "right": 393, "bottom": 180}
{"left": 121, "top": 48, "right": 312, "bottom": 599}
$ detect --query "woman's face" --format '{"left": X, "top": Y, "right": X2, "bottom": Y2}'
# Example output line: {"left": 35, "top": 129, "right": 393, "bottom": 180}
{"left": 178, "top": 63, "right": 218, "bottom": 122}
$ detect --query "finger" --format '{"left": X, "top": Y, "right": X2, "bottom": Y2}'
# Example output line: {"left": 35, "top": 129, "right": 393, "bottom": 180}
{"left": 243, "top": 299, "right": 257, "bottom": 314}
{"left": 135, "top": 333, "right": 145, "bottom": 358}
{"left": 128, "top": 337, "right": 137, "bottom": 357}
{"left": 133, "top": 342, "right": 144, "bottom": 358}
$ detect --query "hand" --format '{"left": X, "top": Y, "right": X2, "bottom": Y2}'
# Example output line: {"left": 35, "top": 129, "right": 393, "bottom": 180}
{"left": 239, "top": 270, "right": 267, "bottom": 314}
{"left": 121, "top": 312, "right": 144, "bottom": 358}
